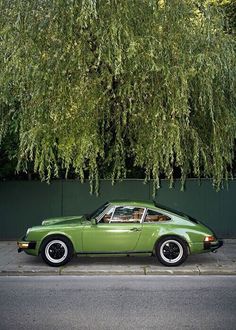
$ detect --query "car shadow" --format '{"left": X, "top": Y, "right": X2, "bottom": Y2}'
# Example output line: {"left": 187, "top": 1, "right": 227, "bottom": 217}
{"left": 17, "top": 251, "right": 220, "bottom": 268}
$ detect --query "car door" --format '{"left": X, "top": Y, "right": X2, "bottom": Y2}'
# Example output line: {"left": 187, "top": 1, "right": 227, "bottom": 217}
{"left": 135, "top": 208, "right": 172, "bottom": 251}
{"left": 82, "top": 206, "right": 144, "bottom": 253}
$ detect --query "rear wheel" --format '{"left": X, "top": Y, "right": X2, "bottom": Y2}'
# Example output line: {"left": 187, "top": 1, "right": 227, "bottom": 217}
{"left": 41, "top": 236, "right": 74, "bottom": 267}
{"left": 155, "top": 236, "right": 188, "bottom": 266}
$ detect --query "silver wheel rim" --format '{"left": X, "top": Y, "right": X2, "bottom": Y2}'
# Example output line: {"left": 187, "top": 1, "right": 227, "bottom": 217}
{"left": 160, "top": 240, "right": 183, "bottom": 264}
{"left": 45, "top": 240, "right": 68, "bottom": 264}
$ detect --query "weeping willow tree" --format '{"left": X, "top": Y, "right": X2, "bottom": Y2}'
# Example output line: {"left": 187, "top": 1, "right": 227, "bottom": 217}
{"left": 0, "top": 0, "right": 236, "bottom": 192}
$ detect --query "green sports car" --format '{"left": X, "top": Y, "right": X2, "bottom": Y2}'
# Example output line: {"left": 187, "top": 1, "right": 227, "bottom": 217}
{"left": 17, "top": 200, "right": 223, "bottom": 267}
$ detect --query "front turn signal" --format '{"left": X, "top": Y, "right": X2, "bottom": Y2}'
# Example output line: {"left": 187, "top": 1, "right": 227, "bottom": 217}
{"left": 18, "top": 242, "right": 29, "bottom": 249}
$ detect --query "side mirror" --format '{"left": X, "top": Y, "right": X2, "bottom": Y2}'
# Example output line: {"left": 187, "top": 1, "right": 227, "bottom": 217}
{"left": 91, "top": 218, "right": 97, "bottom": 225}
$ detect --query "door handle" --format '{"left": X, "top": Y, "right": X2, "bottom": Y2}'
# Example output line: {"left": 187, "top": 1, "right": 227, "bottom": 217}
{"left": 130, "top": 227, "right": 141, "bottom": 232}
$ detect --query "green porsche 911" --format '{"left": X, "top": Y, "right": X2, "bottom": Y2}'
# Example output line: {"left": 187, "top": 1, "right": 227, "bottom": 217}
{"left": 17, "top": 200, "right": 223, "bottom": 267}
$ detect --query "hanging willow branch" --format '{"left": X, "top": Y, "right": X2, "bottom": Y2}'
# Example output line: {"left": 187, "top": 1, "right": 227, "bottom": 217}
{"left": 0, "top": 0, "right": 235, "bottom": 192}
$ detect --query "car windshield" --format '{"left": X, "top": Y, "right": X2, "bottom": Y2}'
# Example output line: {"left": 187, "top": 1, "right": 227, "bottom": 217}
{"left": 87, "top": 202, "right": 109, "bottom": 220}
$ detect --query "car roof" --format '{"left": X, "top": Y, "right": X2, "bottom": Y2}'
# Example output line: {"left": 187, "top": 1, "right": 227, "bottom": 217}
{"left": 109, "top": 200, "right": 156, "bottom": 209}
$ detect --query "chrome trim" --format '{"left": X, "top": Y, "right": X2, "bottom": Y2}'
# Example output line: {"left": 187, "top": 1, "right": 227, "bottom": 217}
{"left": 110, "top": 206, "right": 116, "bottom": 222}
{"left": 96, "top": 204, "right": 114, "bottom": 223}
{"left": 141, "top": 208, "right": 147, "bottom": 224}
{"left": 110, "top": 205, "right": 145, "bottom": 224}
{"left": 97, "top": 204, "right": 146, "bottom": 225}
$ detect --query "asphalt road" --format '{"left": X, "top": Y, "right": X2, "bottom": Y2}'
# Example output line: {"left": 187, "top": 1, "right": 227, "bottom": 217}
{"left": 0, "top": 276, "right": 236, "bottom": 330}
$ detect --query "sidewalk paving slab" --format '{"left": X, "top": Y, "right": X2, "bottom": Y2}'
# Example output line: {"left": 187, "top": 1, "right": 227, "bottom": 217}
{"left": 0, "top": 240, "right": 235, "bottom": 276}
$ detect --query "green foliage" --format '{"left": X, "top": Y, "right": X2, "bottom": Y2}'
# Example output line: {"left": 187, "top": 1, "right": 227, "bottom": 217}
{"left": 208, "top": 0, "right": 236, "bottom": 34}
{"left": 0, "top": 0, "right": 236, "bottom": 192}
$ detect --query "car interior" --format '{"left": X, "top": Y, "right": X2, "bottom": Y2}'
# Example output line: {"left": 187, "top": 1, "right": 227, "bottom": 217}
{"left": 101, "top": 207, "right": 170, "bottom": 223}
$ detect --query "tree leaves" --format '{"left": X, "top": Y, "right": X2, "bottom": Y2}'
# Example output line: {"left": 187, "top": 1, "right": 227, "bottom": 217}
{"left": 0, "top": 0, "right": 235, "bottom": 192}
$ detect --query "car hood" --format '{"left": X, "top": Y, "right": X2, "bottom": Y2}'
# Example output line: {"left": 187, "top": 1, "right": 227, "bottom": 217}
{"left": 42, "top": 215, "right": 86, "bottom": 226}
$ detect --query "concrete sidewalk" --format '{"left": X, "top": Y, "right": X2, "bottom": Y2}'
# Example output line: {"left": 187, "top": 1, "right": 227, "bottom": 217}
{"left": 0, "top": 240, "right": 236, "bottom": 276}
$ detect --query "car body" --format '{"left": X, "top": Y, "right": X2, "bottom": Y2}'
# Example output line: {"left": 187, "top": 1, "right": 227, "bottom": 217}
{"left": 17, "top": 200, "right": 223, "bottom": 267}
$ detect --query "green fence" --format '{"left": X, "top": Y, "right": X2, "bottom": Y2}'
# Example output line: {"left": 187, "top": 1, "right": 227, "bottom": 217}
{"left": 1, "top": 179, "right": 236, "bottom": 239}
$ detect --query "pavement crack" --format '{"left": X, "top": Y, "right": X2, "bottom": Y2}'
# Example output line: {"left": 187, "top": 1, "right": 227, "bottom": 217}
{"left": 196, "top": 266, "right": 201, "bottom": 275}
{"left": 59, "top": 266, "right": 64, "bottom": 275}
{"left": 142, "top": 266, "right": 147, "bottom": 275}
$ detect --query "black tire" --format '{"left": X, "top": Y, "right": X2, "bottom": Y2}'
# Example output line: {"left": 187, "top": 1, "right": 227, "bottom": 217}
{"left": 41, "top": 236, "right": 74, "bottom": 267}
{"left": 155, "top": 236, "right": 188, "bottom": 267}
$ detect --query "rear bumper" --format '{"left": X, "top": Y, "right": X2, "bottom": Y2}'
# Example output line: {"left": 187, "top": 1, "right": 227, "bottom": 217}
{"left": 17, "top": 240, "right": 36, "bottom": 253}
{"left": 204, "top": 240, "right": 223, "bottom": 252}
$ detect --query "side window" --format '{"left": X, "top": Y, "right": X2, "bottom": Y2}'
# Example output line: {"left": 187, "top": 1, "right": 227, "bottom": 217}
{"left": 144, "top": 209, "right": 171, "bottom": 223}
{"left": 111, "top": 206, "right": 144, "bottom": 223}
{"left": 100, "top": 207, "right": 115, "bottom": 223}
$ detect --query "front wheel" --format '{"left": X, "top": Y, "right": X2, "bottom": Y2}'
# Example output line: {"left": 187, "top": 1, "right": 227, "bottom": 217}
{"left": 155, "top": 236, "right": 188, "bottom": 267}
{"left": 41, "top": 237, "right": 74, "bottom": 267}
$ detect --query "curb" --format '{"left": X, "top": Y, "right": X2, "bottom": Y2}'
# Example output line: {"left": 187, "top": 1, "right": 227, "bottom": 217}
{"left": 1, "top": 268, "right": 236, "bottom": 276}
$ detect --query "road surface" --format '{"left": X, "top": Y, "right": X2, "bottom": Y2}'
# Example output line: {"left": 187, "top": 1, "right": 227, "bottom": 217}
{"left": 0, "top": 275, "right": 236, "bottom": 329}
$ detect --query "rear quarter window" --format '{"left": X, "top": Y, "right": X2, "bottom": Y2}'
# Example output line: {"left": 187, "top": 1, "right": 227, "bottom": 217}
{"left": 144, "top": 209, "right": 171, "bottom": 223}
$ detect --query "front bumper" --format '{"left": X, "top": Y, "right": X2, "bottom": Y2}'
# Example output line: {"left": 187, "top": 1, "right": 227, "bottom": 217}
{"left": 17, "top": 240, "right": 36, "bottom": 253}
{"left": 204, "top": 240, "right": 224, "bottom": 252}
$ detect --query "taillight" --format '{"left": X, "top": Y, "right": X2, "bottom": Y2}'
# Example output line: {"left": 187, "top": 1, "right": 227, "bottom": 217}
{"left": 204, "top": 236, "right": 216, "bottom": 242}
